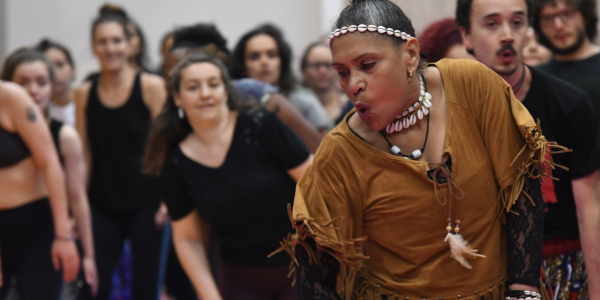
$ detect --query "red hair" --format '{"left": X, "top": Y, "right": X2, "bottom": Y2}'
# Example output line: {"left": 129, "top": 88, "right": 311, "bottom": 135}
{"left": 419, "top": 18, "right": 464, "bottom": 62}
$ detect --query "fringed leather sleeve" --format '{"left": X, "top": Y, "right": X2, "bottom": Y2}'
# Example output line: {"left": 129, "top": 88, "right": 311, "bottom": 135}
{"left": 269, "top": 204, "right": 368, "bottom": 300}
{"left": 501, "top": 120, "right": 569, "bottom": 299}
{"left": 499, "top": 120, "right": 571, "bottom": 212}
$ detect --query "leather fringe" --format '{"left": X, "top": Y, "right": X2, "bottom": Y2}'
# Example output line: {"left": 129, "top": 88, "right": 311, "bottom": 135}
{"left": 499, "top": 119, "right": 570, "bottom": 214}
{"left": 353, "top": 276, "right": 506, "bottom": 300}
{"left": 269, "top": 204, "right": 368, "bottom": 300}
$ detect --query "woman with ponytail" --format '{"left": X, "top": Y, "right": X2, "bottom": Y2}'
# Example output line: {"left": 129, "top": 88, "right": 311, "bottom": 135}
{"left": 73, "top": 6, "right": 167, "bottom": 299}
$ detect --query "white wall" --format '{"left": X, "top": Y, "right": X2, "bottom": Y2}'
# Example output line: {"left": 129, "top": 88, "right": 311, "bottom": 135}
{"left": 4, "top": 0, "right": 598, "bottom": 83}
{"left": 3, "top": 0, "right": 346, "bottom": 82}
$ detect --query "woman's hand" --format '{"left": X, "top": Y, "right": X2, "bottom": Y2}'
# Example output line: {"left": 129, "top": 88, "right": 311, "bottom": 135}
{"left": 51, "top": 239, "right": 80, "bottom": 282}
{"left": 83, "top": 256, "right": 99, "bottom": 297}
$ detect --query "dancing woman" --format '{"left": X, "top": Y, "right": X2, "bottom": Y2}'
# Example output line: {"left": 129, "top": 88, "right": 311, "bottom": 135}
{"left": 273, "top": 0, "right": 562, "bottom": 299}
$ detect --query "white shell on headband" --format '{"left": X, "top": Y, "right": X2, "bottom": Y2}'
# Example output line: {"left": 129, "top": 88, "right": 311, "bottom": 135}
{"left": 329, "top": 24, "right": 412, "bottom": 45}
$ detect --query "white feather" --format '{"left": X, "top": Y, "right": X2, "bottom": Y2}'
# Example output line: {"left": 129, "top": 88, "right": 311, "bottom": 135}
{"left": 444, "top": 232, "right": 486, "bottom": 269}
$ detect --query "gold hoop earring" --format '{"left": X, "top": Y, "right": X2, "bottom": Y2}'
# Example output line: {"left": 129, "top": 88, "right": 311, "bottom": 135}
{"left": 408, "top": 70, "right": 413, "bottom": 84}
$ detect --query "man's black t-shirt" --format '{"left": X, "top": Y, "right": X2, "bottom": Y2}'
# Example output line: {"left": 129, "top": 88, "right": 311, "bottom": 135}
{"left": 538, "top": 53, "right": 600, "bottom": 132}
{"left": 160, "top": 109, "right": 310, "bottom": 267}
{"left": 522, "top": 66, "right": 600, "bottom": 241}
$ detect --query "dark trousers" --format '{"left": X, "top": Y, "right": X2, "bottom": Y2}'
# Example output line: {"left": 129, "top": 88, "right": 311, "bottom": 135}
{"left": 77, "top": 203, "right": 164, "bottom": 300}
{"left": 219, "top": 262, "right": 297, "bottom": 300}
{"left": 0, "top": 199, "right": 62, "bottom": 300}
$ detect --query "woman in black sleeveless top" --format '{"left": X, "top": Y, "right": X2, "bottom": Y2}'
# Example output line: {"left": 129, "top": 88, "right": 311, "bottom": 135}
{"left": 0, "top": 61, "right": 79, "bottom": 298}
{"left": 73, "top": 9, "right": 167, "bottom": 300}
{"left": 3, "top": 49, "right": 98, "bottom": 297}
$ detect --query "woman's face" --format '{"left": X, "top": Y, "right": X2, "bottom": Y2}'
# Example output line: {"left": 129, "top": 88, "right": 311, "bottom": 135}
{"left": 244, "top": 34, "right": 281, "bottom": 86}
{"left": 173, "top": 62, "right": 229, "bottom": 123}
{"left": 12, "top": 61, "right": 53, "bottom": 109}
{"left": 43, "top": 47, "right": 74, "bottom": 96}
{"left": 92, "top": 21, "right": 130, "bottom": 72}
{"left": 302, "top": 45, "right": 337, "bottom": 91}
{"left": 331, "top": 33, "right": 414, "bottom": 131}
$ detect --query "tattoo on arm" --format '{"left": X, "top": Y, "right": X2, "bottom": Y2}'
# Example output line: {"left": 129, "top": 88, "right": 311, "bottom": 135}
{"left": 26, "top": 107, "right": 37, "bottom": 122}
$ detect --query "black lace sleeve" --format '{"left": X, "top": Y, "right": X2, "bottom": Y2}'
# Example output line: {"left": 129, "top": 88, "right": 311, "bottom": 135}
{"left": 506, "top": 176, "right": 544, "bottom": 288}
{"left": 295, "top": 238, "right": 342, "bottom": 300}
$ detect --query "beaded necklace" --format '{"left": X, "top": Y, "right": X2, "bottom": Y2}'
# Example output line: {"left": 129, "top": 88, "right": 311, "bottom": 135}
{"left": 385, "top": 73, "right": 432, "bottom": 134}
{"left": 379, "top": 73, "right": 431, "bottom": 159}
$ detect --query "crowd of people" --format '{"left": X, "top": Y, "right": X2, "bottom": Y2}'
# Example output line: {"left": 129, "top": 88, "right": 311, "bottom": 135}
{"left": 0, "top": 0, "right": 598, "bottom": 300}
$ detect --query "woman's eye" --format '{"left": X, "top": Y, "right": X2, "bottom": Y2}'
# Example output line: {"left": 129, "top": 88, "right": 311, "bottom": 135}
{"left": 361, "top": 62, "right": 376, "bottom": 71}
{"left": 337, "top": 70, "right": 349, "bottom": 78}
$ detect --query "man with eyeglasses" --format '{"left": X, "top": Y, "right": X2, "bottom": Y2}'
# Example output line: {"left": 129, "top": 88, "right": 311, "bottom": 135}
{"left": 532, "top": 0, "right": 600, "bottom": 131}
{"left": 456, "top": 0, "right": 600, "bottom": 298}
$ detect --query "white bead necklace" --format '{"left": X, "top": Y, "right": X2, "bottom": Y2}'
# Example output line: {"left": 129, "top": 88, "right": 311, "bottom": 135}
{"left": 385, "top": 73, "right": 432, "bottom": 134}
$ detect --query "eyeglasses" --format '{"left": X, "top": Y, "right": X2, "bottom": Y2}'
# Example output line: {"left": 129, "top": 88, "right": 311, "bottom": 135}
{"left": 305, "top": 62, "right": 333, "bottom": 71}
{"left": 540, "top": 9, "right": 577, "bottom": 27}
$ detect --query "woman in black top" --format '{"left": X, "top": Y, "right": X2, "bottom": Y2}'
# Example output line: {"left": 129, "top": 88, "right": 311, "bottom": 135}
{"left": 73, "top": 8, "right": 166, "bottom": 300}
{"left": 3, "top": 49, "right": 98, "bottom": 296}
{"left": 144, "top": 52, "right": 312, "bottom": 300}
{"left": 0, "top": 75, "right": 79, "bottom": 298}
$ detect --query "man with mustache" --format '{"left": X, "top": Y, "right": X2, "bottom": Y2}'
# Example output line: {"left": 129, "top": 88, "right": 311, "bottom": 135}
{"left": 456, "top": 0, "right": 600, "bottom": 298}
{"left": 532, "top": 0, "right": 600, "bottom": 132}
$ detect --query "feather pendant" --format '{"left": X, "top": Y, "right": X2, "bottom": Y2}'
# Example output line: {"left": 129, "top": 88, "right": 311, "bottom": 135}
{"left": 444, "top": 232, "right": 486, "bottom": 269}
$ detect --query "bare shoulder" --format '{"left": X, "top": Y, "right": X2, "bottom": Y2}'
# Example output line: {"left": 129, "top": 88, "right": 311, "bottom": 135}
{"left": 422, "top": 65, "right": 443, "bottom": 93}
{"left": 141, "top": 73, "right": 167, "bottom": 117}
{"left": 141, "top": 73, "right": 166, "bottom": 91}
{"left": 0, "top": 82, "right": 36, "bottom": 124}
{"left": 59, "top": 124, "right": 81, "bottom": 144}
{"left": 0, "top": 81, "right": 31, "bottom": 107}
{"left": 73, "top": 81, "right": 92, "bottom": 106}
{"left": 58, "top": 124, "right": 83, "bottom": 154}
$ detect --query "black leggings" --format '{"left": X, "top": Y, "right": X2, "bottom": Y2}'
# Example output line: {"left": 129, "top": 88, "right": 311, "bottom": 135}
{"left": 0, "top": 198, "right": 62, "bottom": 300}
{"left": 77, "top": 204, "right": 164, "bottom": 300}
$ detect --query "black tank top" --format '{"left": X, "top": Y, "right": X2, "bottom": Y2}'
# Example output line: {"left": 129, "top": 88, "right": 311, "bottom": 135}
{"left": 86, "top": 73, "right": 159, "bottom": 213}
{"left": 0, "top": 125, "right": 30, "bottom": 168}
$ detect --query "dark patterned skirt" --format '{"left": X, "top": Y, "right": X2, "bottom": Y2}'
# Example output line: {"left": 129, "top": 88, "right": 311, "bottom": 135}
{"left": 542, "top": 238, "right": 588, "bottom": 300}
